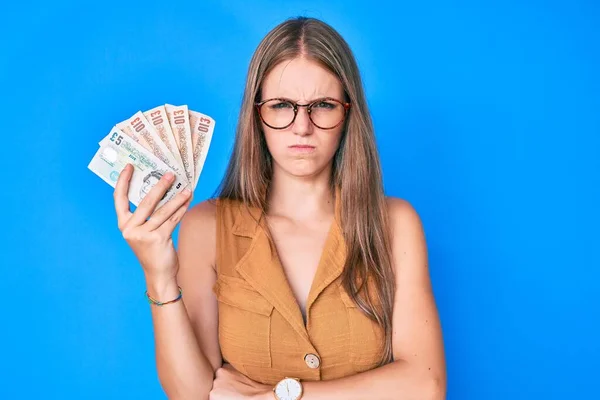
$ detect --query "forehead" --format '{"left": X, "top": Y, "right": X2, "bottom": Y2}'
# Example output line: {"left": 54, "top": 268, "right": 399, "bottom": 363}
{"left": 262, "top": 57, "right": 343, "bottom": 100}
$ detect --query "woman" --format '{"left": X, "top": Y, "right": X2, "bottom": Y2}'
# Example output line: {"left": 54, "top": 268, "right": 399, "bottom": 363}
{"left": 114, "top": 17, "right": 446, "bottom": 400}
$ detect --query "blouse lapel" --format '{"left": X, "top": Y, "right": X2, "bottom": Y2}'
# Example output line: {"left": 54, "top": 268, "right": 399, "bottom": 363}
{"left": 305, "top": 186, "right": 346, "bottom": 317}
{"left": 232, "top": 204, "right": 311, "bottom": 344}
{"left": 231, "top": 187, "right": 346, "bottom": 344}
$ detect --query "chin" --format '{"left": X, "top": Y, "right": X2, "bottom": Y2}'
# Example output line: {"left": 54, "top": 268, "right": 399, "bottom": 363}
{"left": 277, "top": 160, "right": 329, "bottom": 178}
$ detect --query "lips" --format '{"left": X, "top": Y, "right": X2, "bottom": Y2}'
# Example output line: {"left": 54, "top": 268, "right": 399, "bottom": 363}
{"left": 288, "top": 144, "right": 316, "bottom": 153}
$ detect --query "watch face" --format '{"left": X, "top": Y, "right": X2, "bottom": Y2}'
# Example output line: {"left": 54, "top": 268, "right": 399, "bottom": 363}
{"left": 275, "top": 378, "right": 302, "bottom": 400}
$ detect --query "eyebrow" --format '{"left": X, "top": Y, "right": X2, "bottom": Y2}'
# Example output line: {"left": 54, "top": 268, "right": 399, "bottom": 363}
{"left": 264, "top": 96, "right": 337, "bottom": 103}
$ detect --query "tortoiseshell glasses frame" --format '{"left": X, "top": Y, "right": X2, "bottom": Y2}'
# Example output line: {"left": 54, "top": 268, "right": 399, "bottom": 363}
{"left": 255, "top": 97, "right": 352, "bottom": 130}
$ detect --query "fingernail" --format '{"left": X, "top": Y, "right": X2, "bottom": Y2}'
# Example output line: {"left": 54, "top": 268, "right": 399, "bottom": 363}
{"left": 164, "top": 172, "right": 174, "bottom": 181}
{"left": 183, "top": 188, "right": 192, "bottom": 195}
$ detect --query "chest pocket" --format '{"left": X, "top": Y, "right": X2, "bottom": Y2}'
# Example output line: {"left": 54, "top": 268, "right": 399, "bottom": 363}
{"left": 339, "top": 284, "right": 385, "bottom": 373}
{"left": 213, "top": 275, "right": 274, "bottom": 370}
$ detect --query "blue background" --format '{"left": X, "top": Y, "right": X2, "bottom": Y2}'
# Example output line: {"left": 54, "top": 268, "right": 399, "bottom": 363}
{"left": 1, "top": 1, "right": 598, "bottom": 399}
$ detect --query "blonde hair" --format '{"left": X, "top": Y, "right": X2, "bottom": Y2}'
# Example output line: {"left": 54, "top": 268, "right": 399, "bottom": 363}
{"left": 218, "top": 16, "right": 395, "bottom": 366}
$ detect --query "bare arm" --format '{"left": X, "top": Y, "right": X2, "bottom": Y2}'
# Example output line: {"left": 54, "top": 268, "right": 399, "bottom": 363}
{"left": 259, "top": 197, "right": 446, "bottom": 400}
{"left": 148, "top": 200, "right": 221, "bottom": 399}
{"left": 113, "top": 164, "right": 219, "bottom": 399}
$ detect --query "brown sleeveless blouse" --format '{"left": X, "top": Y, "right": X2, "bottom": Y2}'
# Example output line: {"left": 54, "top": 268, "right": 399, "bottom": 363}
{"left": 212, "top": 191, "right": 384, "bottom": 385}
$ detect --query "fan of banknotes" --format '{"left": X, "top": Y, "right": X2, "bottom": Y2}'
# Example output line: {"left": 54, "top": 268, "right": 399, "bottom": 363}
{"left": 88, "top": 104, "right": 215, "bottom": 208}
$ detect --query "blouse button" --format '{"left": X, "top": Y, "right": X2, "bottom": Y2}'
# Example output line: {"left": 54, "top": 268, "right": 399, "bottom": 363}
{"left": 304, "top": 353, "right": 321, "bottom": 369}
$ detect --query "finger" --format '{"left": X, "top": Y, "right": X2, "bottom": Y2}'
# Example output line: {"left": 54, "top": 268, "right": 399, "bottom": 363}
{"left": 128, "top": 171, "right": 176, "bottom": 227}
{"left": 155, "top": 197, "right": 192, "bottom": 236}
{"left": 144, "top": 188, "right": 192, "bottom": 231}
{"left": 114, "top": 164, "right": 133, "bottom": 229}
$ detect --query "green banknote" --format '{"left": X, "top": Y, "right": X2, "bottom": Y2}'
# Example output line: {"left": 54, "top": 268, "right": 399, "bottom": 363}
{"left": 88, "top": 127, "right": 188, "bottom": 208}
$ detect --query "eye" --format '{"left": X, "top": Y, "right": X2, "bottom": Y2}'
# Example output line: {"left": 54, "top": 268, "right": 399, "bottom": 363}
{"left": 313, "top": 100, "right": 337, "bottom": 110}
{"left": 269, "top": 101, "right": 293, "bottom": 110}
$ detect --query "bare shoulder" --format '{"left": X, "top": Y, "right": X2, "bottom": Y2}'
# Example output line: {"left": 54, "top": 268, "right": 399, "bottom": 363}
{"left": 385, "top": 196, "right": 425, "bottom": 234}
{"left": 384, "top": 196, "right": 428, "bottom": 274}
{"left": 178, "top": 199, "right": 218, "bottom": 270}
{"left": 181, "top": 198, "right": 217, "bottom": 228}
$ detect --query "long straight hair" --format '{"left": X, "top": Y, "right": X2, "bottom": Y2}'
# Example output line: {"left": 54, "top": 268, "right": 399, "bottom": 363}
{"left": 218, "top": 17, "right": 395, "bottom": 365}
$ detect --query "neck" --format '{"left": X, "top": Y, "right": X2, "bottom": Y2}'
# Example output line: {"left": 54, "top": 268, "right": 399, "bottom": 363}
{"left": 267, "top": 164, "right": 335, "bottom": 221}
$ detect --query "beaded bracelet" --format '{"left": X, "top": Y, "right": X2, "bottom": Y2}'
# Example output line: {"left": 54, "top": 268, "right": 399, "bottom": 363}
{"left": 145, "top": 286, "right": 183, "bottom": 306}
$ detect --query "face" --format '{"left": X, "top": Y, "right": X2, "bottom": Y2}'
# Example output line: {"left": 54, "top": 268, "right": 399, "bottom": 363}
{"left": 140, "top": 173, "right": 161, "bottom": 197}
{"left": 259, "top": 57, "right": 346, "bottom": 179}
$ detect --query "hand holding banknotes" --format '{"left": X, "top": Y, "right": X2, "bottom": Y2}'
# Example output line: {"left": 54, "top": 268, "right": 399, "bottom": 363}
{"left": 114, "top": 164, "right": 192, "bottom": 281}
{"left": 88, "top": 104, "right": 215, "bottom": 283}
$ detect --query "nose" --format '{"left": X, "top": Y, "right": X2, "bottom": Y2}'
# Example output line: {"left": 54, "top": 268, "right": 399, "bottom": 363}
{"left": 291, "top": 106, "right": 313, "bottom": 136}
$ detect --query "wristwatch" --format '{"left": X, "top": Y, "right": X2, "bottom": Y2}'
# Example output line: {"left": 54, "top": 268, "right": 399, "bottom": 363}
{"left": 273, "top": 377, "right": 303, "bottom": 400}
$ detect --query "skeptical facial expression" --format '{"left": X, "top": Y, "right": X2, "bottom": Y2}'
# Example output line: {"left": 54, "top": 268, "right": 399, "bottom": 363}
{"left": 259, "top": 57, "right": 347, "bottom": 178}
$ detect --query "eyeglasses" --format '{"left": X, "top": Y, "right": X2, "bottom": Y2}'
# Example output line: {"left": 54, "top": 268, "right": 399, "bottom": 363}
{"left": 255, "top": 97, "right": 351, "bottom": 130}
